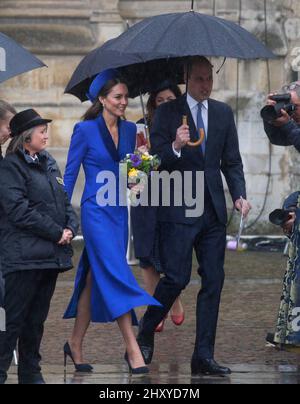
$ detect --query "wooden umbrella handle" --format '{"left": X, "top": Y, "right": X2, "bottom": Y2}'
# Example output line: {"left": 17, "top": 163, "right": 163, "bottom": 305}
{"left": 182, "top": 115, "right": 205, "bottom": 147}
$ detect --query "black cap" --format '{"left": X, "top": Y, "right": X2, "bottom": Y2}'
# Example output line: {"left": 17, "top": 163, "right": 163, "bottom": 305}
{"left": 10, "top": 109, "right": 52, "bottom": 138}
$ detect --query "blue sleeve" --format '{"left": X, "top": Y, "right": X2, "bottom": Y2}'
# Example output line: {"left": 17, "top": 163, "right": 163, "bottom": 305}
{"left": 64, "top": 123, "right": 88, "bottom": 201}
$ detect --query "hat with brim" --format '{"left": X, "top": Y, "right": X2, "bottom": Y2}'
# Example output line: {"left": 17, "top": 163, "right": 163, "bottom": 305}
{"left": 10, "top": 109, "right": 52, "bottom": 138}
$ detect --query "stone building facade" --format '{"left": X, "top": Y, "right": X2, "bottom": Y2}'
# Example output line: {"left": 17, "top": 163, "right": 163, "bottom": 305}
{"left": 0, "top": 0, "right": 300, "bottom": 232}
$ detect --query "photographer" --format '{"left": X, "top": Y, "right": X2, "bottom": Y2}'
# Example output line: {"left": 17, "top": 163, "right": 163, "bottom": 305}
{"left": 262, "top": 81, "right": 300, "bottom": 152}
{"left": 262, "top": 85, "right": 300, "bottom": 347}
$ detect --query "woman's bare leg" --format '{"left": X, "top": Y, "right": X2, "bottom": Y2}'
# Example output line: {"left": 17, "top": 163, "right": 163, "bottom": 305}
{"left": 142, "top": 266, "right": 160, "bottom": 295}
{"left": 170, "top": 296, "right": 184, "bottom": 316}
{"left": 117, "top": 312, "right": 146, "bottom": 369}
{"left": 68, "top": 270, "right": 92, "bottom": 363}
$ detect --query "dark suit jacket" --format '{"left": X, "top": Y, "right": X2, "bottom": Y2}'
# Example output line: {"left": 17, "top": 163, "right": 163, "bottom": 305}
{"left": 150, "top": 95, "right": 246, "bottom": 225}
{"left": 264, "top": 120, "right": 300, "bottom": 152}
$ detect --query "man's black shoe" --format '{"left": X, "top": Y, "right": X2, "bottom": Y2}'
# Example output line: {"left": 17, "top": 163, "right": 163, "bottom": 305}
{"left": 18, "top": 373, "right": 46, "bottom": 384}
{"left": 137, "top": 333, "right": 154, "bottom": 365}
{"left": 191, "top": 358, "right": 231, "bottom": 376}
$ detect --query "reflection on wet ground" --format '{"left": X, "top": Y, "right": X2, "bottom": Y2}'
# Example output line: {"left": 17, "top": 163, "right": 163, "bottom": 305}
{"left": 6, "top": 246, "right": 300, "bottom": 384}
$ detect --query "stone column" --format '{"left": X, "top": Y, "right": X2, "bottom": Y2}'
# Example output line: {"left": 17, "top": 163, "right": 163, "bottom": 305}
{"left": 0, "top": 0, "right": 124, "bottom": 206}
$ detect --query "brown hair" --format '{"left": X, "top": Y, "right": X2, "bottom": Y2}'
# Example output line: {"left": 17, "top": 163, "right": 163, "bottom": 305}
{"left": 82, "top": 77, "right": 128, "bottom": 121}
{"left": 0, "top": 100, "right": 16, "bottom": 121}
{"left": 184, "top": 56, "right": 214, "bottom": 79}
{"left": 146, "top": 84, "right": 182, "bottom": 128}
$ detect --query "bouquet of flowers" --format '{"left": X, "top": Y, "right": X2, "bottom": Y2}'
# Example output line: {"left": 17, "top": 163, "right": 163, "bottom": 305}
{"left": 122, "top": 147, "right": 161, "bottom": 187}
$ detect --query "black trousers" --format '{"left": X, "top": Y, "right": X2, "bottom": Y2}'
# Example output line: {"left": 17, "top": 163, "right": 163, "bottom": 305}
{"left": 0, "top": 269, "right": 58, "bottom": 377}
{"left": 141, "top": 203, "right": 226, "bottom": 360}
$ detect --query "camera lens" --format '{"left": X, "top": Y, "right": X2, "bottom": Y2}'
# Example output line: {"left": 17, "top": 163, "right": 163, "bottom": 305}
{"left": 260, "top": 105, "right": 279, "bottom": 122}
{"left": 284, "top": 104, "right": 297, "bottom": 116}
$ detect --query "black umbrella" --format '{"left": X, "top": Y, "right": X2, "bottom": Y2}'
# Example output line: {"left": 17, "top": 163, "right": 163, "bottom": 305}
{"left": 0, "top": 32, "right": 46, "bottom": 83}
{"left": 65, "top": 38, "right": 173, "bottom": 101}
{"left": 65, "top": 10, "right": 275, "bottom": 101}
{"left": 105, "top": 11, "right": 275, "bottom": 60}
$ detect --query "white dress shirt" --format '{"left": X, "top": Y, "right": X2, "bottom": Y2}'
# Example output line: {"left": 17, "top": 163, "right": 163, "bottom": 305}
{"left": 172, "top": 94, "right": 209, "bottom": 157}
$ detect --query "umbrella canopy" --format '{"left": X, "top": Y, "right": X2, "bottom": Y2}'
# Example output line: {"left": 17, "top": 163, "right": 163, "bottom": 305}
{"left": 65, "top": 39, "right": 144, "bottom": 101}
{"left": 65, "top": 10, "right": 275, "bottom": 101}
{"left": 0, "top": 32, "right": 46, "bottom": 83}
{"left": 104, "top": 11, "right": 275, "bottom": 60}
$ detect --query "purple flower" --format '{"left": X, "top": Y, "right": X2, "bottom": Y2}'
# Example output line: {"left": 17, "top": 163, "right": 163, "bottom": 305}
{"left": 130, "top": 154, "right": 142, "bottom": 167}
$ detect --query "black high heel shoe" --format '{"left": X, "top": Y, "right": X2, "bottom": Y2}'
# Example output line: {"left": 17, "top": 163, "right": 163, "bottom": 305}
{"left": 64, "top": 342, "right": 93, "bottom": 373}
{"left": 124, "top": 352, "right": 149, "bottom": 375}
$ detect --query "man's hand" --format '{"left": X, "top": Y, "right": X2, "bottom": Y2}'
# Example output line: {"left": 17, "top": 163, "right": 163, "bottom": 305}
{"left": 267, "top": 93, "right": 291, "bottom": 126}
{"left": 282, "top": 212, "right": 296, "bottom": 236}
{"left": 173, "top": 125, "right": 191, "bottom": 152}
{"left": 234, "top": 198, "right": 252, "bottom": 218}
{"left": 58, "top": 229, "right": 74, "bottom": 245}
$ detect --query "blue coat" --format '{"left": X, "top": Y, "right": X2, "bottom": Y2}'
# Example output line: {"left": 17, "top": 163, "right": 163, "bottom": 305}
{"left": 63, "top": 115, "right": 161, "bottom": 323}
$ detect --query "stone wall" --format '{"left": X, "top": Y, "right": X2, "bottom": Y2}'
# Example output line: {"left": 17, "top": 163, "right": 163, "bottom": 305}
{"left": 0, "top": 0, "right": 300, "bottom": 233}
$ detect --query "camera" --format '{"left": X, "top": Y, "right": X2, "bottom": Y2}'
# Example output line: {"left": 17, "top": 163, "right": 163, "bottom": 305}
{"left": 269, "top": 208, "right": 295, "bottom": 226}
{"left": 260, "top": 94, "right": 297, "bottom": 123}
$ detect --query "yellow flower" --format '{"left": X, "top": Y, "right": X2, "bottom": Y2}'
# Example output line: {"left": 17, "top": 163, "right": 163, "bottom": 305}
{"left": 128, "top": 168, "right": 138, "bottom": 178}
{"left": 142, "top": 155, "right": 151, "bottom": 161}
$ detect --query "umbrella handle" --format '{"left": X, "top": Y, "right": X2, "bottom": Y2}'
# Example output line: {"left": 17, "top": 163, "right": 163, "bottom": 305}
{"left": 182, "top": 115, "right": 205, "bottom": 147}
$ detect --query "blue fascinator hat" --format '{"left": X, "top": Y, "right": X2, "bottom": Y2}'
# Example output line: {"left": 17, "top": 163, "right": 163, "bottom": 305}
{"left": 86, "top": 68, "right": 120, "bottom": 103}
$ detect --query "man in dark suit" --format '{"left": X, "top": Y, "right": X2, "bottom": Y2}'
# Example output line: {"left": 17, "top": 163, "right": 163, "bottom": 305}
{"left": 137, "top": 56, "right": 251, "bottom": 376}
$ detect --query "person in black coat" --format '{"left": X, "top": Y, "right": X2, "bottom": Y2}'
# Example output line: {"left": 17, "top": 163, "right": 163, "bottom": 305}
{"left": 0, "top": 109, "right": 79, "bottom": 384}
{"left": 132, "top": 81, "right": 185, "bottom": 332}
{"left": 137, "top": 56, "right": 251, "bottom": 376}
{"left": 0, "top": 101, "right": 16, "bottom": 309}
{"left": 263, "top": 82, "right": 300, "bottom": 152}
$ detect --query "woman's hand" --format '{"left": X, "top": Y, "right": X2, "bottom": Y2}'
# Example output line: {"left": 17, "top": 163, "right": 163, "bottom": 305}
{"left": 58, "top": 229, "right": 74, "bottom": 245}
{"left": 129, "top": 182, "right": 145, "bottom": 195}
{"left": 282, "top": 212, "right": 296, "bottom": 236}
{"left": 137, "top": 145, "right": 149, "bottom": 154}
{"left": 136, "top": 132, "right": 148, "bottom": 149}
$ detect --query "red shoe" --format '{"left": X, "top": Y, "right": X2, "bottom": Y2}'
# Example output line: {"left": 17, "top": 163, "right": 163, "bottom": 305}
{"left": 171, "top": 312, "right": 185, "bottom": 326}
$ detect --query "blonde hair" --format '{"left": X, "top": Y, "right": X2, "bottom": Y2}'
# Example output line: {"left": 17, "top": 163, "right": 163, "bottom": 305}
{"left": 6, "top": 128, "right": 34, "bottom": 156}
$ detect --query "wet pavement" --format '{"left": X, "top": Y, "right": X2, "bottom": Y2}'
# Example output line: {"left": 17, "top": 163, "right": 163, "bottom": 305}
{"left": 6, "top": 246, "right": 300, "bottom": 384}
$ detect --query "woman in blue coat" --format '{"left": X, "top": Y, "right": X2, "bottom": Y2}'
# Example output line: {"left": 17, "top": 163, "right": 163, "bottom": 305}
{"left": 63, "top": 69, "right": 160, "bottom": 374}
